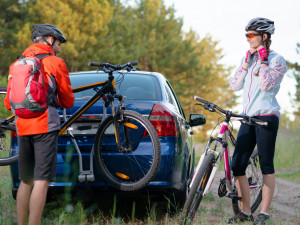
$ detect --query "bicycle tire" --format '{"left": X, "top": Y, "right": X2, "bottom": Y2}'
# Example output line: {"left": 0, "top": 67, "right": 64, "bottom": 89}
{"left": 0, "top": 86, "right": 18, "bottom": 166}
{"left": 232, "top": 149, "right": 262, "bottom": 214}
{"left": 180, "top": 153, "right": 215, "bottom": 225}
{"left": 94, "top": 110, "right": 161, "bottom": 191}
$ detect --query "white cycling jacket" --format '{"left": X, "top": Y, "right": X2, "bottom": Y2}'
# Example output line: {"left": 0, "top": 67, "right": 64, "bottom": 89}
{"left": 230, "top": 50, "right": 287, "bottom": 120}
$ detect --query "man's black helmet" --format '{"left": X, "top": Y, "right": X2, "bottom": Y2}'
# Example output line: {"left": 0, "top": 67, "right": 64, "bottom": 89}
{"left": 31, "top": 24, "right": 67, "bottom": 43}
{"left": 245, "top": 17, "right": 275, "bottom": 35}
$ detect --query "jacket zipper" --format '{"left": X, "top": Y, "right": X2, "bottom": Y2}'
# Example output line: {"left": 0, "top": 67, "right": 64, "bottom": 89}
{"left": 245, "top": 59, "right": 258, "bottom": 115}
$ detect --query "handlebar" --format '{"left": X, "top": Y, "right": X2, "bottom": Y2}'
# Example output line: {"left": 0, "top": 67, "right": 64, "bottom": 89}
{"left": 194, "top": 96, "right": 268, "bottom": 126}
{"left": 88, "top": 61, "right": 138, "bottom": 73}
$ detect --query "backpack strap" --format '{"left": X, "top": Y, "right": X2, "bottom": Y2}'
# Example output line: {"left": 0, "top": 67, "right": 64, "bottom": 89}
{"left": 35, "top": 53, "right": 52, "bottom": 60}
{"left": 16, "top": 53, "right": 52, "bottom": 60}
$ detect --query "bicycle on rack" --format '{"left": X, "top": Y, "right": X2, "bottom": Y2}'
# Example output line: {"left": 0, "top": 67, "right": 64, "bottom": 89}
{"left": 180, "top": 96, "right": 267, "bottom": 225}
{"left": 0, "top": 61, "right": 161, "bottom": 191}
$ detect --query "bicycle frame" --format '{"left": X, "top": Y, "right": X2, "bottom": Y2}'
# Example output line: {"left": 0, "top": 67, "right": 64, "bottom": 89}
{"left": 59, "top": 75, "right": 117, "bottom": 135}
{"left": 189, "top": 120, "right": 237, "bottom": 196}
{"left": 4, "top": 74, "right": 117, "bottom": 136}
{"left": 2, "top": 73, "right": 124, "bottom": 182}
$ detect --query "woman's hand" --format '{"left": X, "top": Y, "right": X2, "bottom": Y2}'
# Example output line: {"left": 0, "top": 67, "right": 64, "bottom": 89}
{"left": 257, "top": 45, "right": 268, "bottom": 65}
{"left": 243, "top": 48, "right": 257, "bottom": 69}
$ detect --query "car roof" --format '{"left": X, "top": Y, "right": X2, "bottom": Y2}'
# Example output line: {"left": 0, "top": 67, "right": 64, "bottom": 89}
{"left": 70, "top": 70, "right": 167, "bottom": 81}
{"left": 70, "top": 70, "right": 169, "bottom": 102}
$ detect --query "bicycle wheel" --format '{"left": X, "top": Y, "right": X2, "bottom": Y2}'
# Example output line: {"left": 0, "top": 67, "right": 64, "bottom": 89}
{"left": 0, "top": 86, "right": 18, "bottom": 166}
{"left": 180, "top": 153, "right": 215, "bottom": 225}
{"left": 232, "top": 149, "right": 262, "bottom": 214}
{"left": 94, "top": 110, "right": 161, "bottom": 191}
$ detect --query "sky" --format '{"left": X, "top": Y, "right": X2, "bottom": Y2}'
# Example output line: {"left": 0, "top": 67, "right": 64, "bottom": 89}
{"left": 164, "top": 0, "right": 300, "bottom": 118}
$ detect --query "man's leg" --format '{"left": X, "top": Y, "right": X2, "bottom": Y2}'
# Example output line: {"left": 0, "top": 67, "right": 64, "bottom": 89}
{"left": 29, "top": 132, "right": 57, "bottom": 224}
{"left": 28, "top": 180, "right": 50, "bottom": 225}
{"left": 17, "top": 179, "right": 33, "bottom": 225}
{"left": 261, "top": 173, "right": 275, "bottom": 213}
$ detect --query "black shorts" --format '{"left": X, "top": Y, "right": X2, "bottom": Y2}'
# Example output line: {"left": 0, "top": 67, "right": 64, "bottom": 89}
{"left": 231, "top": 115, "right": 279, "bottom": 176}
{"left": 18, "top": 131, "right": 58, "bottom": 181}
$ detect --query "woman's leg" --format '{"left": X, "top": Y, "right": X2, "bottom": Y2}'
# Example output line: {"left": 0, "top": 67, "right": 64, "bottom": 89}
{"left": 261, "top": 173, "right": 275, "bottom": 213}
{"left": 231, "top": 123, "right": 256, "bottom": 213}
{"left": 235, "top": 175, "right": 251, "bottom": 213}
{"left": 255, "top": 116, "right": 279, "bottom": 214}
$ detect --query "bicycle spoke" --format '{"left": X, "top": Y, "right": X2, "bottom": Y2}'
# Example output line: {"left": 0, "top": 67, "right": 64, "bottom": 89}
{"left": 95, "top": 110, "right": 160, "bottom": 191}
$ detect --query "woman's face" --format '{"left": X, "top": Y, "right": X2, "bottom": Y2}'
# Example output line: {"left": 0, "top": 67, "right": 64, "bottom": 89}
{"left": 246, "top": 31, "right": 263, "bottom": 49}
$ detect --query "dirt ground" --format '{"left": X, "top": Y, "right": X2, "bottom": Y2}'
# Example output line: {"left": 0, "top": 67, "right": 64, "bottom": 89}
{"left": 207, "top": 170, "right": 300, "bottom": 224}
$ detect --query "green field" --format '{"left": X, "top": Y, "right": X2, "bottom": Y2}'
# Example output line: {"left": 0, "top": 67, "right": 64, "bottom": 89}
{"left": 0, "top": 126, "right": 299, "bottom": 224}
{"left": 274, "top": 127, "right": 300, "bottom": 182}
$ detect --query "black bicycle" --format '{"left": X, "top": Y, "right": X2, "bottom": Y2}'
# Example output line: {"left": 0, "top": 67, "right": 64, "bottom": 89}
{"left": 0, "top": 62, "right": 161, "bottom": 191}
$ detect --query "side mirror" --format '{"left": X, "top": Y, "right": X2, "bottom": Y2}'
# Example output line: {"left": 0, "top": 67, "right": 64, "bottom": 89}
{"left": 189, "top": 114, "right": 206, "bottom": 127}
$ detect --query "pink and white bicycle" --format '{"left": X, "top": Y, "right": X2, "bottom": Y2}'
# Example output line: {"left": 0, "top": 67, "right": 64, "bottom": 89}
{"left": 180, "top": 96, "right": 267, "bottom": 225}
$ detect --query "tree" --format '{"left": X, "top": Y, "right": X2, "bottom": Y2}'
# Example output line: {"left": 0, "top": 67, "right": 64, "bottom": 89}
{"left": 173, "top": 31, "right": 236, "bottom": 139}
{"left": 287, "top": 43, "right": 300, "bottom": 120}
{"left": 11, "top": 0, "right": 113, "bottom": 72}
{"left": 0, "top": 0, "right": 237, "bottom": 139}
{"left": 100, "top": 0, "right": 235, "bottom": 114}
{"left": 0, "top": 0, "right": 29, "bottom": 75}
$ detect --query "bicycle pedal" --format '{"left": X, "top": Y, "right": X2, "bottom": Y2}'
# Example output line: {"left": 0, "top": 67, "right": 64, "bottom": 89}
{"left": 227, "top": 192, "right": 242, "bottom": 200}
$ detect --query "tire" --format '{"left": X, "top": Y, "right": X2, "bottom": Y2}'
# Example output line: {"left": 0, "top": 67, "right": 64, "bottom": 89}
{"left": 94, "top": 110, "right": 161, "bottom": 191}
{"left": 171, "top": 177, "right": 188, "bottom": 210}
{"left": 0, "top": 86, "right": 18, "bottom": 166}
{"left": 180, "top": 153, "right": 215, "bottom": 225}
{"left": 232, "top": 149, "right": 262, "bottom": 214}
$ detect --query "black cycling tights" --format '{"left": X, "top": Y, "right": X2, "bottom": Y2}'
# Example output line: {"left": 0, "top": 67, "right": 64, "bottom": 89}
{"left": 231, "top": 115, "right": 279, "bottom": 176}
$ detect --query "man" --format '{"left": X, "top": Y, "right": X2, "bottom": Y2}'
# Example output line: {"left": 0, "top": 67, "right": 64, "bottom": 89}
{"left": 4, "top": 24, "right": 74, "bottom": 225}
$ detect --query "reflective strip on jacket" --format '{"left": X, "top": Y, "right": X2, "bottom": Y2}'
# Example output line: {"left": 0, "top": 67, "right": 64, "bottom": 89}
{"left": 4, "top": 43, "right": 75, "bottom": 136}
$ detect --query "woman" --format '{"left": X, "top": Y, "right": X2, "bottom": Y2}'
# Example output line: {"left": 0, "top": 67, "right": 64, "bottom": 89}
{"left": 228, "top": 17, "right": 287, "bottom": 224}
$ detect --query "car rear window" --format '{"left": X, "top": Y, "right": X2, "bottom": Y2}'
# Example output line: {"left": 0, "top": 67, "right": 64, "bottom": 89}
{"left": 70, "top": 72, "right": 161, "bottom": 101}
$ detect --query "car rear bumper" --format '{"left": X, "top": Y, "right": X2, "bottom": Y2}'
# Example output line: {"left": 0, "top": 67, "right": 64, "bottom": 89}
{"left": 10, "top": 137, "right": 187, "bottom": 192}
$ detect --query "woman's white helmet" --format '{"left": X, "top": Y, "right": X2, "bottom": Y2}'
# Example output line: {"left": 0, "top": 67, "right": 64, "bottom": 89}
{"left": 245, "top": 17, "right": 275, "bottom": 35}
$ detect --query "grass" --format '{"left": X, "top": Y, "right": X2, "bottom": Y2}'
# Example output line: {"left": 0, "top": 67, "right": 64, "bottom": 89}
{"left": 274, "top": 127, "right": 300, "bottom": 169}
{"left": 0, "top": 166, "right": 16, "bottom": 224}
{"left": 276, "top": 169, "right": 300, "bottom": 183}
{"left": 274, "top": 127, "right": 300, "bottom": 183}
{"left": 0, "top": 126, "right": 299, "bottom": 224}
{"left": 0, "top": 165, "right": 299, "bottom": 224}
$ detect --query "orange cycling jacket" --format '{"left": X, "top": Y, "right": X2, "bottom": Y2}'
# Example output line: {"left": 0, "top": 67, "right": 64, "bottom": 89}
{"left": 4, "top": 43, "right": 74, "bottom": 136}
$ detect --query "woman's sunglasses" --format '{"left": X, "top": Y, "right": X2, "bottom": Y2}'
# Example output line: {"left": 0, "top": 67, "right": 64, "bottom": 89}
{"left": 245, "top": 33, "right": 261, "bottom": 38}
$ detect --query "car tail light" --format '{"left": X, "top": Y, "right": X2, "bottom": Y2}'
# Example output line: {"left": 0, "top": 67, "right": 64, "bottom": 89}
{"left": 79, "top": 115, "right": 96, "bottom": 119}
{"left": 11, "top": 124, "right": 17, "bottom": 138}
{"left": 11, "top": 131, "right": 17, "bottom": 138}
{"left": 146, "top": 104, "right": 178, "bottom": 136}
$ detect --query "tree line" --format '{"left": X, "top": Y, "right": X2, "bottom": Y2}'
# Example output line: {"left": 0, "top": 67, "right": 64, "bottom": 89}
{"left": 8, "top": 0, "right": 300, "bottom": 137}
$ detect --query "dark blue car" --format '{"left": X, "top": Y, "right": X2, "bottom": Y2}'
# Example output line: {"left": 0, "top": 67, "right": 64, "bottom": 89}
{"left": 10, "top": 70, "right": 205, "bottom": 205}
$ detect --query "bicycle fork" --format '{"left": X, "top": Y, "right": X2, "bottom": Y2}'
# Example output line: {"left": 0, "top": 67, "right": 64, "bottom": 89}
{"left": 111, "top": 98, "right": 134, "bottom": 154}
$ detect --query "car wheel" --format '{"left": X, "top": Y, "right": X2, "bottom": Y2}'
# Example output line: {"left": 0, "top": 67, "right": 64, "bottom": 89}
{"left": 174, "top": 181, "right": 188, "bottom": 208}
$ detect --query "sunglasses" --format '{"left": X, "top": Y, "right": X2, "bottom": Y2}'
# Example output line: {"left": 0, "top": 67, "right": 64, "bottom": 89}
{"left": 245, "top": 33, "right": 261, "bottom": 38}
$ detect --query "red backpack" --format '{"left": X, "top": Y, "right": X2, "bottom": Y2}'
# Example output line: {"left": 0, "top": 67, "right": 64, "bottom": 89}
{"left": 9, "top": 54, "right": 51, "bottom": 118}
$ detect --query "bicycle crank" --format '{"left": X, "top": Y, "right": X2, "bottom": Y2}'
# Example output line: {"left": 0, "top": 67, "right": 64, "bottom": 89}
{"left": 218, "top": 178, "right": 227, "bottom": 197}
